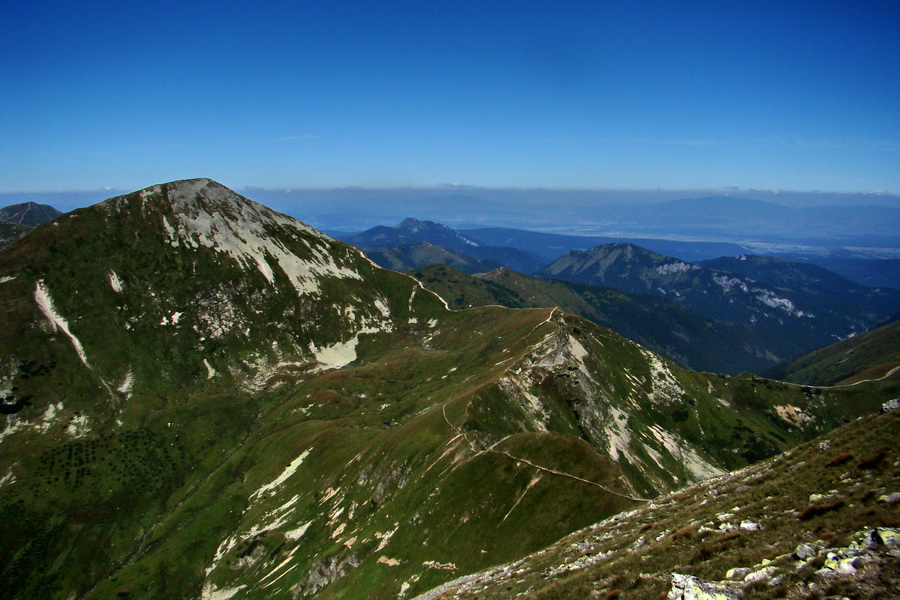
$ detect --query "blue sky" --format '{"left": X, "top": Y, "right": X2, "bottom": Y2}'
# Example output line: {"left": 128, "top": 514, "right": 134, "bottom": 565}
{"left": 2, "top": 0, "right": 898, "bottom": 193}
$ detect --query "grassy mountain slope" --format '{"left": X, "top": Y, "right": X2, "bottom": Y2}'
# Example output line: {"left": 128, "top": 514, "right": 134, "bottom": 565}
{"left": 409, "top": 265, "right": 782, "bottom": 375}
{"left": 415, "top": 409, "right": 900, "bottom": 599}
{"left": 1, "top": 180, "right": 897, "bottom": 600}
{"left": 0, "top": 222, "right": 31, "bottom": 249}
{"left": 769, "top": 320, "right": 900, "bottom": 386}
{"left": 366, "top": 242, "right": 502, "bottom": 274}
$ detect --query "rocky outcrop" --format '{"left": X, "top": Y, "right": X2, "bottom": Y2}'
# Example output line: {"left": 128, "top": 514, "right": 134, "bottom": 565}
{"left": 666, "top": 528, "right": 900, "bottom": 600}
{"left": 667, "top": 573, "right": 741, "bottom": 599}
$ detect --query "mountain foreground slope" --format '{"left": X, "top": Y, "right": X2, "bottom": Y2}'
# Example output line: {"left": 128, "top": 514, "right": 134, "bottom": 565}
{"left": 414, "top": 408, "right": 900, "bottom": 600}
{"left": 1, "top": 179, "right": 897, "bottom": 600}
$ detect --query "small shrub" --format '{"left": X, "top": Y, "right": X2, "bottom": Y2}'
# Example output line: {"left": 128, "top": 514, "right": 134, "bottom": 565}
{"left": 816, "top": 531, "right": 836, "bottom": 543}
{"left": 719, "top": 531, "right": 741, "bottom": 542}
{"left": 690, "top": 544, "right": 715, "bottom": 563}
{"left": 799, "top": 500, "right": 845, "bottom": 521}
{"left": 857, "top": 447, "right": 889, "bottom": 470}
{"left": 825, "top": 452, "right": 853, "bottom": 467}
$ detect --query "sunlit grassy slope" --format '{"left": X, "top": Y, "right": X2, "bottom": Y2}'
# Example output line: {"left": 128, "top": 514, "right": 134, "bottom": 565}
{"left": 770, "top": 319, "right": 900, "bottom": 386}
{"left": 416, "top": 409, "right": 900, "bottom": 599}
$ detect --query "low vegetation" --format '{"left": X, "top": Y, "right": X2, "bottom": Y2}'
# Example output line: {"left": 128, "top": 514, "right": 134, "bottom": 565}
{"left": 414, "top": 410, "right": 900, "bottom": 599}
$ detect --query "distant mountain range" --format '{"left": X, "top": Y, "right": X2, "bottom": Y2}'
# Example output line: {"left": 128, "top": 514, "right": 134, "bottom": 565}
{"left": 407, "top": 243, "right": 900, "bottom": 376}
{"left": 462, "top": 226, "right": 900, "bottom": 288}
{"left": 333, "top": 217, "right": 900, "bottom": 375}
{"left": 539, "top": 243, "right": 900, "bottom": 365}
{"left": 459, "top": 226, "right": 756, "bottom": 262}
{"left": 339, "top": 219, "right": 900, "bottom": 289}
{"left": 784, "top": 255, "right": 900, "bottom": 290}
{"left": 571, "top": 196, "right": 900, "bottom": 248}
{"left": 336, "top": 218, "right": 548, "bottom": 274}
{"left": 255, "top": 189, "right": 900, "bottom": 250}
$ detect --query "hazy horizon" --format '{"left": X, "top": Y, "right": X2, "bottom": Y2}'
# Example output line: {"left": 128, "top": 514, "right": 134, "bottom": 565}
{"left": 4, "top": 182, "right": 900, "bottom": 256}
{"left": 3, "top": 2, "right": 898, "bottom": 193}
{"left": 3, "top": 184, "right": 900, "bottom": 214}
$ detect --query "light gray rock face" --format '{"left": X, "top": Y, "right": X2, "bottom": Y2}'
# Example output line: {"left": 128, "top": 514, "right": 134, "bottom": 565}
{"left": 667, "top": 528, "right": 900, "bottom": 600}
{"left": 877, "top": 492, "right": 900, "bottom": 504}
{"left": 667, "top": 573, "right": 742, "bottom": 600}
{"left": 743, "top": 565, "right": 777, "bottom": 583}
{"left": 793, "top": 541, "right": 824, "bottom": 561}
{"left": 724, "top": 567, "right": 750, "bottom": 581}
{"left": 881, "top": 398, "right": 899, "bottom": 412}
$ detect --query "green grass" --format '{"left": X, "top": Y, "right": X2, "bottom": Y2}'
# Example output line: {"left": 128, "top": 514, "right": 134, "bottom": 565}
{"left": 422, "top": 410, "right": 900, "bottom": 599}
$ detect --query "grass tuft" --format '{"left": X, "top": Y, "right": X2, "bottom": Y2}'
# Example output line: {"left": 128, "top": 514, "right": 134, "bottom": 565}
{"left": 799, "top": 499, "right": 845, "bottom": 521}
{"left": 825, "top": 452, "right": 853, "bottom": 467}
{"left": 670, "top": 528, "right": 695, "bottom": 541}
{"left": 858, "top": 446, "right": 889, "bottom": 470}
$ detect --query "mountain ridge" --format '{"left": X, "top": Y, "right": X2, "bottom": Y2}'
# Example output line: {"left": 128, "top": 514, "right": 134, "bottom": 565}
{"left": 409, "top": 264, "right": 780, "bottom": 374}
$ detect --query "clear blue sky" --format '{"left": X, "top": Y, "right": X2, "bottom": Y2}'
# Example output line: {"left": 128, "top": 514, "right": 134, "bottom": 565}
{"left": 2, "top": 0, "right": 898, "bottom": 193}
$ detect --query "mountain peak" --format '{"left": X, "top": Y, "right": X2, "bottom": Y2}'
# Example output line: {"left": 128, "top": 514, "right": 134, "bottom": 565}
{"left": 395, "top": 217, "right": 444, "bottom": 232}
{"left": 583, "top": 242, "right": 669, "bottom": 262}
{"left": 128, "top": 178, "right": 251, "bottom": 213}
{"left": 104, "top": 178, "right": 310, "bottom": 232}
{"left": 96, "top": 179, "right": 366, "bottom": 298}
{"left": 0, "top": 201, "right": 63, "bottom": 227}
